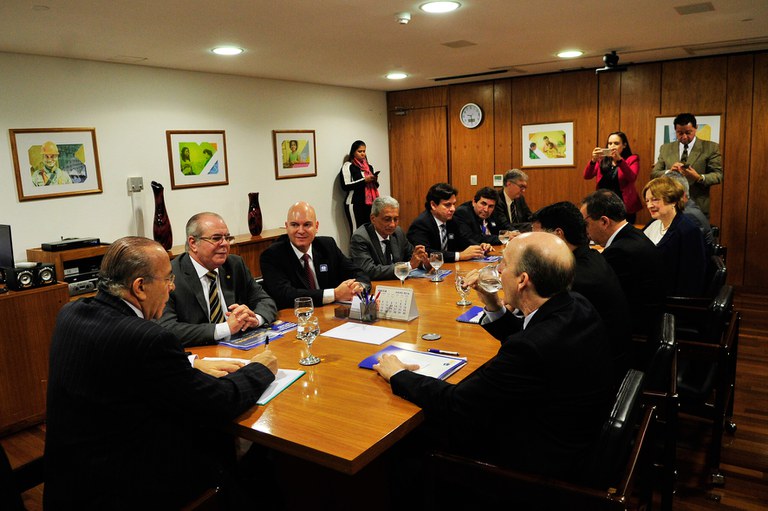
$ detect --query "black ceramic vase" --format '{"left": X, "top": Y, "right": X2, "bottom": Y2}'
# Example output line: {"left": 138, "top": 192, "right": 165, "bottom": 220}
{"left": 248, "top": 192, "right": 263, "bottom": 236}
{"left": 151, "top": 181, "right": 173, "bottom": 250}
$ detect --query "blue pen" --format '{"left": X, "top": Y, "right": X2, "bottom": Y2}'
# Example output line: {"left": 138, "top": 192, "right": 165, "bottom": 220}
{"left": 428, "top": 349, "right": 459, "bottom": 356}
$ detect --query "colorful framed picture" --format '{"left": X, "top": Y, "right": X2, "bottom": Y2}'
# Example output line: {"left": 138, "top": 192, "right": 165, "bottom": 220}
{"left": 521, "top": 121, "right": 575, "bottom": 168}
{"left": 273, "top": 130, "right": 317, "bottom": 179}
{"left": 653, "top": 115, "right": 721, "bottom": 162}
{"left": 9, "top": 127, "right": 103, "bottom": 201}
{"left": 166, "top": 130, "right": 229, "bottom": 189}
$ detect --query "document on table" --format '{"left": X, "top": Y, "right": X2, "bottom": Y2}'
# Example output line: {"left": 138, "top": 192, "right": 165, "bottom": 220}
{"left": 359, "top": 345, "right": 467, "bottom": 380}
{"left": 320, "top": 322, "right": 405, "bottom": 345}
{"left": 201, "top": 357, "right": 304, "bottom": 405}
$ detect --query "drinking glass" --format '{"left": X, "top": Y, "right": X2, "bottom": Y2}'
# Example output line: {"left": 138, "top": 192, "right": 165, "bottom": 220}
{"left": 477, "top": 265, "right": 503, "bottom": 293}
{"left": 429, "top": 252, "right": 444, "bottom": 282}
{"left": 394, "top": 261, "right": 410, "bottom": 286}
{"left": 454, "top": 269, "right": 472, "bottom": 306}
{"left": 498, "top": 230, "right": 511, "bottom": 245}
{"left": 298, "top": 315, "right": 321, "bottom": 366}
{"left": 294, "top": 296, "right": 314, "bottom": 323}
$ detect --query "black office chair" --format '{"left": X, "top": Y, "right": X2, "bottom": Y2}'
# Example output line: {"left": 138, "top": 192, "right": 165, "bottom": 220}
{"left": 665, "top": 284, "right": 739, "bottom": 486}
{"left": 428, "top": 369, "right": 656, "bottom": 510}
{"left": 642, "top": 313, "right": 678, "bottom": 511}
{"left": 666, "top": 254, "right": 726, "bottom": 308}
{"left": 0, "top": 443, "right": 43, "bottom": 511}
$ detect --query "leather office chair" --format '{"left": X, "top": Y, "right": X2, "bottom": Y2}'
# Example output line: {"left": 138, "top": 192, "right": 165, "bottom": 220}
{"left": 666, "top": 254, "right": 726, "bottom": 307}
{"left": 642, "top": 313, "right": 678, "bottom": 511}
{"left": 428, "top": 369, "right": 656, "bottom": 510}
{"left": 0, "top": 443, "right": 43, "bottom": 511}
{"left": 665, "top": 284, "right": 739, "bottom": 486}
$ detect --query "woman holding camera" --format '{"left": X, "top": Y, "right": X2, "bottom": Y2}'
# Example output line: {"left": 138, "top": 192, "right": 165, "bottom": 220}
{"left": 583, "top": 131, "right": 641, "bottom": 223}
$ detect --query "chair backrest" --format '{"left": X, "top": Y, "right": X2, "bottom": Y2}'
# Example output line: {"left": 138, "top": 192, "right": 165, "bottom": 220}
{"left": 644, "top": 314, "right": 677, "bottom": 394}
{"left": 703, "top": 255, "right": 726, "bottom": 298}
{"left": 0, "top": 443, "right": 25, "bottom": 511}
{"left": 700, "top": 284, "right": 734, "bottom": 342}
{"left": 583, "top": 369, "right": 646, "bottom": 489}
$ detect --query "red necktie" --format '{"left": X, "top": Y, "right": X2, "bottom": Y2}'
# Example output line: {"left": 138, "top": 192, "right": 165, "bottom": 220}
{"left": 302, "top": 253, "right": 317, "bottom": 290}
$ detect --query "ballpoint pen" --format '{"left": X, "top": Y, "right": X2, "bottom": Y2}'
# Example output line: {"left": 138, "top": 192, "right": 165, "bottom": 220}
{"left": 427, "top": 349, "right": 459, "bottom": 356}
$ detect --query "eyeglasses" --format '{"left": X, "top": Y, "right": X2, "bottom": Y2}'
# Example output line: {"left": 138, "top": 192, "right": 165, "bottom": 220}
{"left": 198, "top": 234, "right": 235, "bottom": 245}
{"left": 511, "top": 182, "right": 528, "bottom": 191}
{"left": 147, "top": 274, "right": 175, "bottom": 286}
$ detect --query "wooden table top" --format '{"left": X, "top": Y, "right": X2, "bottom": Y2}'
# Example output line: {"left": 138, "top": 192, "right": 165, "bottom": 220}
{"left": 191, "top": 259, "right": 502, "bottom": 474}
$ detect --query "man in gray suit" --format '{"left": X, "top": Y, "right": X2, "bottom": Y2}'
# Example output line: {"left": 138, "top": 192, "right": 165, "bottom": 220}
{"left": 159, "top": 212, "right": 277, "bottom": 347}
{"left": 349, "top": 196, "right": 428, "bottom": 280}
{"left": 651, "top": 112, "right": 722, "bottom": 218}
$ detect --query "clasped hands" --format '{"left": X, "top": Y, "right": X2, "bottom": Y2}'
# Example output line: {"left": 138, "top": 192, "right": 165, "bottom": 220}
{"left": 226, "top": 303, "right": 260, "bottom": 334}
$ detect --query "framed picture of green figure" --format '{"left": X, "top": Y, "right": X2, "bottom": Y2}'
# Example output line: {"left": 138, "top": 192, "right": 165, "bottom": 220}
{"left": 166, "top": 130, "right": 229, "bottom": 189}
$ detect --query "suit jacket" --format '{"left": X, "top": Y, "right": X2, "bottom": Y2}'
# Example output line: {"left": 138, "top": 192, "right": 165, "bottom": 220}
{"left": 645, "top": 213, "right": 708, "bottom": 297}
{"left": 651, "top": 139, "right": 723, "bottom": 216}
{"left": 683, "top": 199, "right": 714, "bottom": 250}
{"left": 260, "top": 235, "right": 370, "bottom": 309}
{"left": 349, "top": 223, "right": 415, "bottom": 280}
{"left": 406, "top": 210, "right": 468, "bottom": 263}
{"left": 158, "top": 253, "right": 277, "bottom": 347}
{"left": 491, "top": 191, "right": 532, "bottom": 232}
{"left": 453, "top": 201, "right": 501, "bottom": 245}
{"left": 390, "top": 292, "right": 613, "bottom": 478}
{"left": 602, "top": 223, "right": 665, "bottom": 337}
{"left": 44, "top": 291, "right": 275, "bottom": 509}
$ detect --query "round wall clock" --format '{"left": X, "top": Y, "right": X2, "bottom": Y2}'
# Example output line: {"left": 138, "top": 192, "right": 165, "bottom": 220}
{"left": 459, "top": 103, "right": 483, "bottom": 129}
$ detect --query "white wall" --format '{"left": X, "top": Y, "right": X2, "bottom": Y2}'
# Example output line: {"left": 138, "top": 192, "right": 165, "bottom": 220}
{"left": 0, "top": 52, "right": 390, "bottom": 264}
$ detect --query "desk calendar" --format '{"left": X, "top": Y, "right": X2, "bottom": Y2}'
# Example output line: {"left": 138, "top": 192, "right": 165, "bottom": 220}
{"left": 376, "top": 285, "right": 419, "bottom": 321}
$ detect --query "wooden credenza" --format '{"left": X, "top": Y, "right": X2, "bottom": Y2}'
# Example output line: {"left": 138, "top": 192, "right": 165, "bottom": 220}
{"left": 0, "top": 283, "right": 69, "bottom": 435}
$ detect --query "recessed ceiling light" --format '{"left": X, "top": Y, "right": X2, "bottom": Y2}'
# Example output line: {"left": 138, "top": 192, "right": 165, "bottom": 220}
{"left": 420, "top": 2, "right": 461, "bottom": 14}
{"left": 557, "top": 50, "right": 583, "bottom": 58}
{"left": 211, "top": 46, "right": 244, "bottom": 56}
{"left": 387, "top": 72, "right": 408, "bottom": 80}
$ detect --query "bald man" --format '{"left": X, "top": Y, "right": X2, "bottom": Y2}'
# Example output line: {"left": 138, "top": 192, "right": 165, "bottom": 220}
{"left": 374, "top": 232, "right": 613, "bottom": 479}
{"left": 260, "top": 201, "right": 370, "bottom": 309}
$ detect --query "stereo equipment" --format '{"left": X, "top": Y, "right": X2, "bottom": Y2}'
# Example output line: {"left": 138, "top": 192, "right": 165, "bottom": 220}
{"left": 68, "top": 278, "right": 98, "bottom": 296}
{"left": 2, "top": 263, "right": 56, "bottom": 291}
{"left": 41, "top": 237, "right": 100, "bottom": 252}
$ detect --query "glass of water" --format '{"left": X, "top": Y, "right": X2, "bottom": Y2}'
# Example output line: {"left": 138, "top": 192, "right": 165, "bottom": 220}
{"left": 429, "top": 252, "right": 444, "bottom": 282}
{"left": 477, "top": 265, "right": 503, "bottom": 293}
{"left": 298, "top": 315, "right": 321, "bottom": 366}
{"left": 454, "top": 269, "right": 472, "bottom": 306}
{"left": 294, "top": 296, "right": 313, "bottom": 323}
{"left": 394, "top": 261, "right": 410, "bottom": 286}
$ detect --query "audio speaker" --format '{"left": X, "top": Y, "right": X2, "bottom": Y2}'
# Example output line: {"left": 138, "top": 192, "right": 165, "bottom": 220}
{"left": 2, "top": 263, "right": 56, "bottom": 291}
{"left": 35, "top": 263, "right": 57, "bottom": 286}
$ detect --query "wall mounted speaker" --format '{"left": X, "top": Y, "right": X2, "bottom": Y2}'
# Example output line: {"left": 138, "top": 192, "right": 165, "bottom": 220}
{"left": 1, "top": 263, "right": 56, "bottom": 291}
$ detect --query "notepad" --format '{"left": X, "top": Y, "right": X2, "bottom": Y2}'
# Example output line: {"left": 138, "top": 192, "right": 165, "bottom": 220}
{"left": 358, "top": 345, "right": 467, "bottom": 380}
{"left": 456, "top": 306, "right": 484, "bottom": 324}
{"left": 408, "top": 268, "right": 452, "bottom": 279}
{"left": 218, "top": 321, "right": 297, "bottom": 350}
{"left": 321, "top": 322, "right": 405, "bottom": 345}
{"left": 201, "top": 357, "right": 304, "bottom": 405}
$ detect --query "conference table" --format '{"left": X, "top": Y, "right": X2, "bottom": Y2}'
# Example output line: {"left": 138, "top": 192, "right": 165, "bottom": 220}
{"left": 191, "top": 259, "right": 502, "bottom": 476}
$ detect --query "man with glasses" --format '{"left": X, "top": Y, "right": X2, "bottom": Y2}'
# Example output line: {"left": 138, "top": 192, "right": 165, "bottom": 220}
{"left": 159, "top": 212, "right": 277, "bottom": 347}
{"left": 492, "top": 169, "right": 533, "bottom": 232}
{"left": 651, "top": 112, "right": 722, "bottom": 218}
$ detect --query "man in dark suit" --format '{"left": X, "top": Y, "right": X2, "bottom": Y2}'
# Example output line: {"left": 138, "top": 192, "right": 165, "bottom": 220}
{"left": 260, "top": 201, "right": 370, "bottom": 309}
{"left": 349, "top": 196, "right": 428, "bottom": 280}
{"left": 453, "top": 186, "right": 503, "bottom": 245}
{"left": 374, "top": 232, "right": 613, "bottom": 478}
{"left": 44, "top": 237, "right": 278, "bottom": 509}
{"left": 492, "top": 168, "right": 533, "bottom": 232}
{"left": 580, "top": 190, "right": 665, "bottom": 343}
{"left": 406, "top": 182, "right": 487, "bottom": 263}
{"left": 651, "top": 112, "right": 722, "bottom": 218}
{"left": 531, "top": 201, "right": 631, "bottom": 382}
{"left": 159, "top": 212, "right": 277, "bottom": 347}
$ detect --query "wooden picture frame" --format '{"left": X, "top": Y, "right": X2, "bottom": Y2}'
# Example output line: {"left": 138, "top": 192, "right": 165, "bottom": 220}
{"left": 521, "top": 121, "right": 575, "bottom": 168}
{"left": 10, "top": 127, "right": 103, "bottom": 201}
{"left": 166, "top": 130, "right": 229, "bottom": 189}
{"left": 273, "top": 130, "right": 317, "bottom": 179}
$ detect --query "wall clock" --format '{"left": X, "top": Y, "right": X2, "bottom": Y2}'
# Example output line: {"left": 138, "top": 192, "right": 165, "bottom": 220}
{"left": 459, "top": 103, "right": 483, "bottom": 129}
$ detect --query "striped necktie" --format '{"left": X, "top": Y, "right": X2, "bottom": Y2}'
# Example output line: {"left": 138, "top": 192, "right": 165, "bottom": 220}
{"left": 206, "top": 271, "right": 224, "bottom": 323}
{"left": 440, "top": 224, "right": 448, "bottom": 251}
{"left": 302, "top": 253, "right": 317, "bottom": 290}
{"left": 681, "top": 144, "right": 689, "bottom": 163}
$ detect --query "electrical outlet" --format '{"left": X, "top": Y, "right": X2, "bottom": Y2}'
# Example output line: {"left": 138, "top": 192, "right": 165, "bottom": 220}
{"left": 470, "top": 175, "right": 477, "bottom": 186}
{"left": 127, "top": 176, "right": 144, "bottom": 193}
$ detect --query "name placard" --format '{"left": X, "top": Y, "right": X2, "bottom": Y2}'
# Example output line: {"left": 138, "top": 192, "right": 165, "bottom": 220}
{"left": 376, "top": 285, "right": 419, "bottom": 322}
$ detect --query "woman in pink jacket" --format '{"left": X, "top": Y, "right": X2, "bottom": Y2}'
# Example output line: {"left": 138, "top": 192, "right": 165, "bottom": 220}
{"left": 583, "top": 131, "right": 642, "bottom": 223}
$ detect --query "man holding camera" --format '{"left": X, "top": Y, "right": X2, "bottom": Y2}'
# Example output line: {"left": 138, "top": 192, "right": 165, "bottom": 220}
{"left": 651, "top": 112, "right": 722, "bottom": 218}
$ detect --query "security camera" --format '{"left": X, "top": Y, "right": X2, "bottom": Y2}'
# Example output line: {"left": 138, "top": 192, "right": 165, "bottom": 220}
{"left": 603, "top": 51, "right": 620, "bottom": 68}
{"left": 396, "top": 12, "right": 411, "bottom": 24}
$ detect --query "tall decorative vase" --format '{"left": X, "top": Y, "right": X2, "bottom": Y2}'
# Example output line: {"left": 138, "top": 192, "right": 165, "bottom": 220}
{"left": 247, "top": 192, "right": 263, "bottom": 236}
{"left": 151, "top": 181, "right": 173, "bottom": 250}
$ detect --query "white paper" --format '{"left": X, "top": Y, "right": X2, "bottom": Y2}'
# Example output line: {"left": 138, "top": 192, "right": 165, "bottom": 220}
{"left": 321, "top": 322, "right": 405, "bottom": 345}
{"left": 201, "top": 358, "right": 304, "bottom": 405}
{"left": 392, "top": 350, "right": 467, "bottom": 380}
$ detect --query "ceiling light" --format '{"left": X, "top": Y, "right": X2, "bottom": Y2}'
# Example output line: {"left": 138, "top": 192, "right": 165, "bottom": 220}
{"left": 211, "top": 46, "right": 243, "bottom": 56}
{"left": 557, "top": 50, "right": 583, "bottom": 59}
{"left": 387, "top": 72, "right": 408, "bottom": 80}
{"left": 420, "top": 2, "right": 461, "bottom": 14}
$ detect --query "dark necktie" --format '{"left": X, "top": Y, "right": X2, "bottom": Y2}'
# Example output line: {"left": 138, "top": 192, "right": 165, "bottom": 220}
{"left": 510, "top": 201, "right": 519, "bottom": 224}
{"left": 681, "top": 144, "right": 689, "bottom": 163}
{"left": 206, "top": 271, "right": 224, "bottom": 323}
{"left": 440, "top": 224, "right": 448, "bottom": 251}
{"left": 302, "top": 253, "right": 317, "bottom": 290}
{"left": 382, "top": 239, "right": 393, "bottom": 264}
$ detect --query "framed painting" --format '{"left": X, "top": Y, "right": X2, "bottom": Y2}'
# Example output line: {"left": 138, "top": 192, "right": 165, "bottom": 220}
{"left": 166, "top": 130, "right": 229, "bottom": 189}
{"left": 273, "top": 130, "right": 317, "bottom": 179}
{"left": 653, "top": 115, "right": 721, "bottom": 162}
{"left": 10, "top": 127, "right": 103, "bottom": 201}
{"left": 521, "top": 121, "right": 575, "bottom": 168}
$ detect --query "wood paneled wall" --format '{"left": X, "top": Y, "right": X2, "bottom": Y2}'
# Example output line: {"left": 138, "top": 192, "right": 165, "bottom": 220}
{"left": 387, "top": 51, "right": 768, "bottom": 288}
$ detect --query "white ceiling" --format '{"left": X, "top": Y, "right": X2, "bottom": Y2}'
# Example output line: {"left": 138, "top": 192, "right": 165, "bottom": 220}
{"left": 1, "top": 0, "right": 767, "bottom": 91}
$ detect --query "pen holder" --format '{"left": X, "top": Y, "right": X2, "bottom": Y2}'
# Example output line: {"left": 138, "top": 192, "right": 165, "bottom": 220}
{"left": 359, "top": 301, "right": 378, "bottom": 323}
